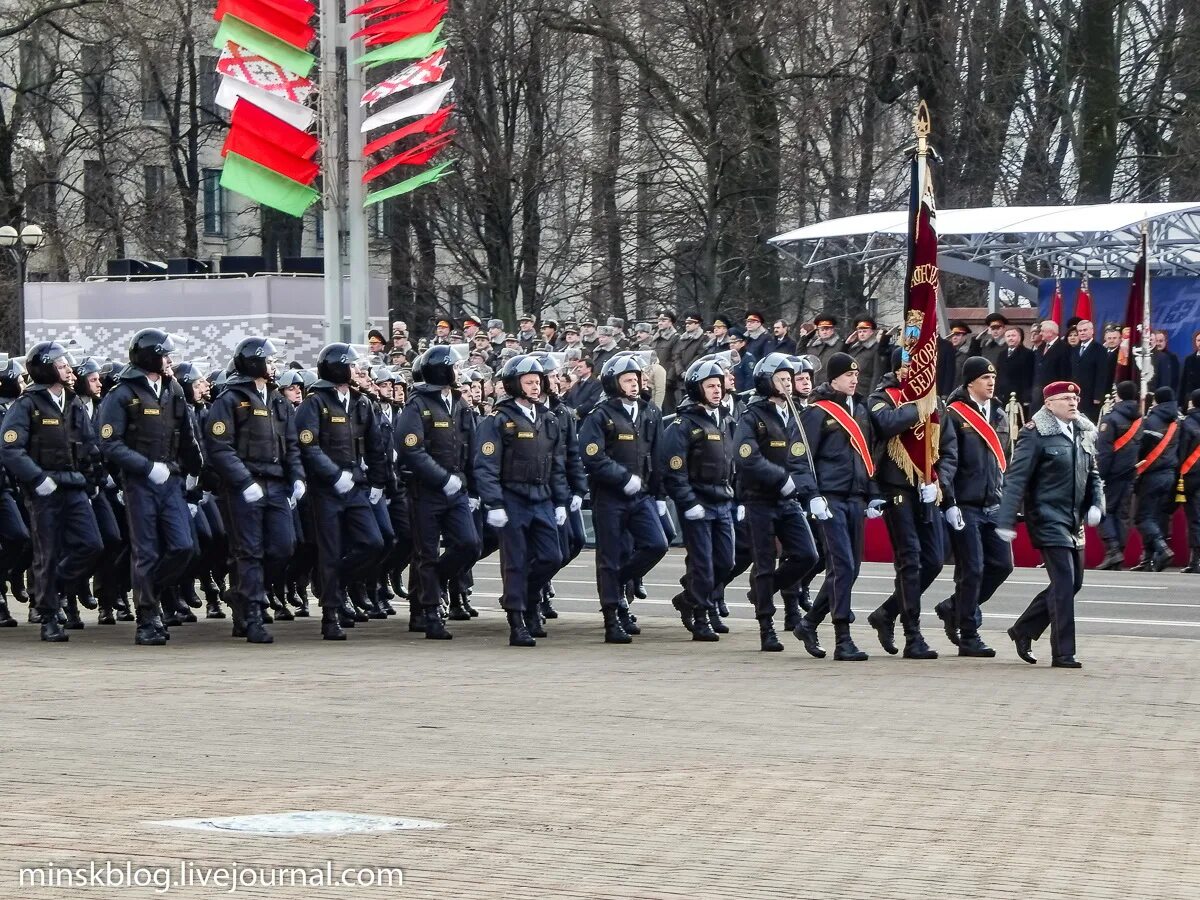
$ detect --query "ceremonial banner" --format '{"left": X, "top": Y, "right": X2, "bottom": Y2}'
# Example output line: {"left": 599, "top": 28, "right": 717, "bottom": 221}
{"left": 361, "top": 46, "right": 446, "bottom": 105}
{"left": 220, "top": 152, "right": 320, "bottom": 217}
{"left": 1115, "top": 229, "right": 1149, "bottom": 387}
{"left": 1048, "top": 278, "right": 1063, "bottom": 327}
{"left": 218, "top": 42, "right": 315, "bottom": 105}
{"left": 1074, "top": 273, "right": 1093, "bottom": 322}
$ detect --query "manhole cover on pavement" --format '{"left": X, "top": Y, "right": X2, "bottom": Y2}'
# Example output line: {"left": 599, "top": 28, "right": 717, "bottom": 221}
{"left": 149, "top": 812, "right": 447, "bottom": 836}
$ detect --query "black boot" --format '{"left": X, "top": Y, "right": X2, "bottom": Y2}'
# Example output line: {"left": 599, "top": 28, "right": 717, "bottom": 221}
{"left": 462, "top": 593, "right": 479, "bottom": 617}
{"left": 603, "top": 606, "right": 632, "bottom": 644}
{"left": 114, "top": 595, "right": 134, "bottom": 621}
{"left": 230, "top": 594, "right": 248, "bottom": 638}
{"left": 934, "top": 598, "right": 959, "bottom": 646}
{"left": 1129, "top": 553, "right": 1152, "bottom": 572}
{"left": 540, "top": 584, "right": 558, "bottom": 619}
{"left": 716, "top": 596, "right": 730, "bottom": 617}
{"left": 321, "top": 607, "right": 347, "bottom": 641}
{"left": 161, "top": 590, "right": 186, "bottom": 627}
{"left": 1097, "top": 542, "right": 1124, "bottom": 570}
{"left": 797, "top": 586, "right": 812, "bottom": 613}
{"left": 901, "top": 623, "right": 938, "bottom": 660}
{"left": 618, "top": 603, "right": 641, "bottom": 636}
{"left": 671, "top": 593, "right": 695, "bottom": 633}
{"left": 76, "top": 591, "right": 99, "bottom": 611}
{"left": 1183, "top": 549, "right": 1200, "bottom": 574}
{"left": 707, "top": 609, "right": 728, "bottom": 634}
{"left": 958, "top": 633, "right": 996, "bottom": 658}
{"left": 40, "top": 609, "right": 69, "bottom": 642}
{"left": 407, "top": 605, "right": 426, "bottom": 633}
{"left": 96, "top": 602, "right": 116, "bottom": 625}
{"left": 782, "top": 594, "right": 801, "bottom": 632}
{"left": 758, "top": 616, "right": 783, "bottom": 652}
{"left": 447, "top": 591, "right": 471, "bottom": 621}
{"left": 508, "top": 609, "right": 536, "bottom": 647}
{"left": 633, "top": 578, "right": 648, "bottom": 600}
{"left": 205, "top": 597, "right": 226, "bottom": 619}
{"left": 1150, "top": 539, "right": 1173, "bottom": 572}
{"left": 423, "top": 608, "right": 453, "bottom": 640}
{"left": 0, "top": 597, "right": 15, "bottom": 627}
{"left": 524, "top": 604, "right": 547, "bottom": 638}
{"left": 792, "top": 617, "right": 826, "bottom": 658}
{"left": 27, "top": 605, "right": 41, "bottom": 624}
{"left": 135, "top": 615, "right": 166, "bottom": 645}
{"left": 866, "top": 608, "right": 897, "bottom": 655}
{"left": 63, "top": 597, "right": 85, "bottom": 630}
{"left": 180, "top": 581, "right": 203, "bottom": 609}
{"left": 243, "top": 601, "right": 274, "bottom": 644}
{"left": 691, "top": 607, "right": 719, "bottom": 642}
{"left": 833, "top": 622, "right": 868, "bottom": 661}
{"left": 1007, "top": 626, "right": 1037, "bottom": 664}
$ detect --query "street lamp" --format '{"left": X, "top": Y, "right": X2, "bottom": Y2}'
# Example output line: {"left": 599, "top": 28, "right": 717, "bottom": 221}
{"left": 0, "top": 223, "right": 46, "bottom": 354}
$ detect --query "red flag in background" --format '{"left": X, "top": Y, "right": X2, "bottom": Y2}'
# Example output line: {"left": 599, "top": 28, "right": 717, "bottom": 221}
{"left": 1115, "top": 231, "right": 1149, "bottom": 387}
{"left": 362, "top": 105, "right": 453, "bottom": 155}
{"left": 227, "top": 99, "right": 318, "bottom": 159}
{"left": 1048, "top": 279, "right": 1063, "bottom": 327}
{"left": 1074, "top": 274, "right": 1094, "bottom": 322}
{"left": 214, "top": 0, "right": 316, "bottom": 49}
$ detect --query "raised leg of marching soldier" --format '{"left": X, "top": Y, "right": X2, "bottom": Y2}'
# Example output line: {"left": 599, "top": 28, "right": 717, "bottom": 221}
{"left": 868, "top": 496, "right": 942, "bottom": 658}
{"left": 797, "top": 497, "right": 871, "bottom": 659}
{"left": 1134, "top": 470, "right": 1175, "bottom": 572}
{"left": 710, "top": 515, "right": 751, "bottom": 633}
{"left": 939, "top": 505, "right": 1011, "bottom": 653}
{"left": 745, "top": 502, "right": 819, "bottom": 650}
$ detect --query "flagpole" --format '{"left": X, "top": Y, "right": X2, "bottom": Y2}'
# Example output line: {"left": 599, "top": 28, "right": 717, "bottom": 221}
{"left": 346, "top": 12, "right": 371, "bottom": 344}
{"left": 914, "top": 101, "right": 934, "bottom": 487}
{"left": 319, "top": 0, "right": 345, "bottom": 343}
{"left": 1140, "top": 223, "right": 1153, "bottom": 408}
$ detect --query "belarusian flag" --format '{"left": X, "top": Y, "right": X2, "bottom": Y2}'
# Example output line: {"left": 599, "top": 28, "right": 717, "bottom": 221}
{"left": 363, "top": 105, "right": 453, "bottom": 155}
{"left": 221, "top": 152, "right": 319, "bottom": 217}
{"left": 364, "top": 160, "right": 453, "bottom": 207}
{"left": 213, "top": 14, "right": 315, "bottom": 78}
{"left": 354, "top": 22, "right": 443, "bottom": 69}
{"left": 361, "top": 47, "right": 446, "bottom": 105}
{"left": 360, "top": 79, "right": 454, "bottom": 133}
{"left": 215, "top": 0, "right": 315, "bottom": 50}
{"left": 363, "top": 129, "right": 454, "bottom": 182}
{"left": 1074, "top": 273, "right": 1094, "bottom": 322}
{"left": 354, "top": 1, "right": 446, "bottom": 42}
{"left": 229, "top": 98, "right": 318, "bottom": 159}
{"left": 218, "top": 42, "right": 314, "bottom": 105}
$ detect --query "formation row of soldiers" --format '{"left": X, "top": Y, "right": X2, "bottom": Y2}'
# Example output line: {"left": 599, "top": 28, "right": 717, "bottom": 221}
{"left": 0, "top": 326, "right": 1111, "bottom": 666}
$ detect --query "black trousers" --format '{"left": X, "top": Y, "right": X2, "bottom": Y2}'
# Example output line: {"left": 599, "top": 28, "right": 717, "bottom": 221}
{"left": 877, "top": 494, "right": 944, "bottom": 629}
{"left": 25, "top": 487, "right": 102, "bottom": 616}
{"left": 592, "top": 495, "right": 667, "bottom": 610}
{"left": 745, "top": 499, "right": 818, "bottom": 619}
{"left": 1134, "top": 470, "right": 1175, "bottom": 545}
{"left": 947, "top": 504, "right": 1013, "bottom": 636}
{"left": 1011, "top": 546, "right": 1082, "bottom": 659}
{"left": 309, "top": 486, "right": 385, "bottom": 610}
{"left": 1099, "top": 475, "right": 1133, "bottom": 547}
{"left": 408, "top": 489, "right": 480, "bottom": 611}
{"left": 805, "top": 496, "right": 865, "bottom": 625}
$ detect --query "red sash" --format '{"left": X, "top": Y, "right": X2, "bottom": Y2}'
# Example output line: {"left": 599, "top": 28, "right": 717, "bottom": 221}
{"left": 814, "top": 400, "right": 875, "bottom": 477}
{"left": 1182, "top": 442, "right": 1200, "bottom": 477}
{"left": 1135, "top": 421, "right": 1177, "bottom": 476}
{"left": 949, "top": 401, "right": 1007, "bottom": 473}
{"left": 1113, "top": 419, "right": 1141, "bottom": 452}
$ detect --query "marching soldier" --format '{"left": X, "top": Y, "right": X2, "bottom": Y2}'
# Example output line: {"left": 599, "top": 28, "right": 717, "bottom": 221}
{"left": 474, "top": 356, "right": 570, "bottom": 646}
{"left": 0, "top": 358, "right": 29, "bottom": 628}
{"left": 792, "top": 352, "right": 882, "bottom": 661}
{"left": 1179, "top": 389, "right": 1200, "bottom": 573}
{"left": 579, "top": 354, "right": 669, "bottom": 643}
{"left": 1131, "top": 386, "right": 1179, "bottom": 572}
{"left": 99, "top": 329, "right": 204, "bottom": 645}
{"left": 997, "top": 381, "right": 1103, "bottom": 668}
{"left": 1, "top": 342, "right": 104, "bottom": 641}
{"left": 660, "top": 358, "right": 738, "bottom": 643}
{"left": 779, "top": 356, "right": 822, "bottom": 623}
{"left": 863, "top": 349, "right": 957, "bottom": 660}
{"left": 204, "top": 338, "right": 304, "bottom": 644}
{"left": 395, "top": 345, "right": 481, "bottom": 639}
{"left": 933, "top": 357, "right": 1013, "bottom": 655}
{"left": 1095, "top": 380, "right": 1142, "bottom": 570}
{"left": 294, "top": 343, "right": 388, "bottom": 641}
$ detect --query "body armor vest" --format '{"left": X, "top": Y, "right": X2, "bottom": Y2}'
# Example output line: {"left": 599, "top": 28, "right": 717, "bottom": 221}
{"left": 312, "top": 389, "right": 370, "bottom": 469}
{"left": 602, "top": 405, "right": 652, "bottom": 481}
{"left": 684, "top": 410, "right": 735, "bottom": 493}
{"left": 231, "top": 386, "right": 289, "bottom": 476}
{"left": 122, "top": 381, "right": 185, "bottom": 463}
{"left": 416, "top": 393, "right": 468, "bottom": 475}
{"left": 500, "top": 409, "right": 557, "bottom": 485}
{"left": 27, "top": 391, "right": 87, "bottom": 472}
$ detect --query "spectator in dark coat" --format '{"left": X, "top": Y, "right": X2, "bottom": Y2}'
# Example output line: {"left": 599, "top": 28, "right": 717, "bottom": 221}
{"left": 728, "top": 329, "right": 756, "bottom": 393}
{"left": 1031, "top": 320, "right": 1073, "bottom": 414}
{"left": 970, "top": 313, "right": 1009, "bottom": 367}
{"left": 563, "top": 356, "right": 602, "bottom": 420}
{"left": 1069, "top": 319, "right": 1110, "bottom": 423}
{"left": 1149, "top": 330, "right": 1182, "bottom": 396}
{"left": 996, "top": 325, "right": 1035, "bottom": 416}
{"left": 672, "top": 313, "right": 708, "bottom": 404}
{"left": 1179, "top": 330, "right": 1200, "bottom": 400}
{"left": 766, "top": 319, "right": 797, "bottom": 356}
{"left": 842, "top": 315, "right": 891, "bottom": 395}
{"left": 741, "top": 310, "right": 772, "bottom": 362}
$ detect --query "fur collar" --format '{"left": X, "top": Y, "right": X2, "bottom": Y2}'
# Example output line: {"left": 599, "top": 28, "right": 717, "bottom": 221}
{"left": 1032, "top": 406, "right": 1097, "bottom": 453}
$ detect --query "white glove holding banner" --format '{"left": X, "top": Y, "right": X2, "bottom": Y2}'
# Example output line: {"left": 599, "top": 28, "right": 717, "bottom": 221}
{"left": 919, "top": 482, "right": 938, "bottom": 504}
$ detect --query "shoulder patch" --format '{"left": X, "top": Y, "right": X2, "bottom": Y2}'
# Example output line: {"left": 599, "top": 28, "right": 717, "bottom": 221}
{"left": 100, "top": 424, "right": 114, "bottom": 439}
{"left": 872, "top": 402, "right": 887, "bottom": 412}
{"left": 739, "top": 443, "right": 752, "bottom": 458}
{"left": 791, "top": 442, "right": 805, "bottom": 456}
{"left": 3, "top": 430, "right": 17, "bottom": 444}
{"left": 669, "top": 455, "right": 684, "bottom": 470}
{"left": 1099, "top": 422, "right": 1108, "bottom": 432}
{"left": 481, "top": 441, "right": 496, "bottom": 456}
{"left": 299, "top": 429, "right": 314, "bottom": 445}
{"left": 404, "top": 433, "right": 419, "bottom": 447}
{"left": 585, "top": 442, "right": 600, "bottom": 456}
{"left": 210, "top": 421, "right": 227, "bottom": 436}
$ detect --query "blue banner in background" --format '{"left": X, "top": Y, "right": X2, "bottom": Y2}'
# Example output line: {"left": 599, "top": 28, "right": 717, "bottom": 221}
{"left": 1037, "top": 277, "right": 1200, "bottom": 359}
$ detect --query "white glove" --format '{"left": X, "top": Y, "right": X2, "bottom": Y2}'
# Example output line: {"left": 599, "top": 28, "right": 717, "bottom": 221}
{"left": 996, "top": 527, "right": 1017, "bottom": 543}
{"left": 105, "top": 474, "right": 116, "bottom": 489}
{"left": 35, "top": 476, "right": 57, "bottom": 497}
{"left": 486, "top": 508, "right": 509, "bottom": 528}
{"left": 736, "top": 505, "right": 745, "bottom": 522}
{"left": 809, "top": 496, "right": 832, "bottom": 520}
{"left": 468, "top": 496, "right": 481, "bottom": 512}
{"left": 188, "top": 503, "right": 199, "bottom": 518}
{"left": 555, "top": 506, "right": 567, "bottom": 526}
{"left": 866, "top": 499, "right": 886, "bottom": 520}
{"left": 242, "top": 482, "right": 264, "bottom": 503}
{"left": 1086, "top": 505, "right": 1103, "bottom": 527}
{"left": 624, "top": 474, "right": 643, "bottom": 496}
{"left": 116, "top": 490, "right": 124, "bottom": 505}
{"left": 334, "top": 470, "right": 355, "bottom": 494}
{"left": 945, "top": 505, "right": 966, "bottom": 531}
{"left": 443, "top": 474, "right": 463, "bottom": 496}
{"left": 684, "top": 504, "right": 705, "bottom": 521}
{"left": 185, "top": 474, "right": 199, "bottom": 491}
{"left": 570, "top": 495, "right": 583, "bottom": 513}
{"left": 780, "top": 476, "right": 796, "bottom": 497}
{"left": 288, "top": 496, "right": 297, "bottom": 510}
{"left": 656, "top": 500, "right": 668, "bottom": 516}
{"left": 148, "top": 462, "right": 170, "bottom": 484}
{"left": 919, "top": 482, "right": 938, "bottom": 504}
{"left": 369, "top": 487, "right": 384, "bottom": 505}
{"left": 292, "top": 480, "right": 306, "bottom": 503}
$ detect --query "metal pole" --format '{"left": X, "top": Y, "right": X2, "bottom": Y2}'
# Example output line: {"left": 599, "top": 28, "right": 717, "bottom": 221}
{"left": 345, "top": 16, "right": 370, "bottom": 345}
{"left": 16, "top": 250, "right": 25, "bottom": 354}
{"left": 319, "top": 0, "right": 344, "bottom": 345}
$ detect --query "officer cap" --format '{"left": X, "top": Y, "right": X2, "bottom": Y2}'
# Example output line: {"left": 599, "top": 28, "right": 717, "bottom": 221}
{"left": 962, "top": 356, "right": 996, "bottom": 386}
{"left": 814, "top": 313, "right": 837, "bottom": 328}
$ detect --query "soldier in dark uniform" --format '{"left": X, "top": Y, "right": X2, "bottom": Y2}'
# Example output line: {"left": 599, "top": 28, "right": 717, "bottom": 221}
{"left": 204, "top": 338, "right": 304, "bottom": 644}
{"left": 932, "top": 357, "right": 1013, "bottom": 655}
{"left": 277, "top": 369, "right": 315, "bottom": 615}
{"left": 792, "top": 352, "right": 882, "bottom": 661}
{"left": 731, "top": 353, "right": 823, "bottom": 651}
{"left": 369, "top": 366, "right": 407, "bottom": 617}
{"left": 1179, "top": 389, "right": 1200, "bottom": 573}
{"left": 474, "top": 356, "right": 569, "bottom": 646}
{"left": 1130, "top": 386, "right": 1180, "bottom": 572}
{"left": 863, "top": 349, "right": 958, "bottom": 660}
{"left": 579, "top": 354, "right": 669, "bottom": 643}
{"left": 1095, "top": 380, "right": 1141, "bottom": 569}
{"left": 998, "top": 381, "right": 1103, "bottom": 667}
{"left": 1, "top": 342, "right": 104, "bottom": 642}
{"left": 98, "top": 330, "right": 204, "bottom": 645}
{"left": 778, "top": 357, "right": 822, "bottom": 624}
{"left": 0, "top": 358, "right": 28, "bottom": 628}
{"left": 660, "top": 358, "right": 737, "bottom": 643}
{"left": 395, "top": 345, "right": 481, "bottom": 639}
{"left": 294, "top": 343, "right": 388, "bottom": 641}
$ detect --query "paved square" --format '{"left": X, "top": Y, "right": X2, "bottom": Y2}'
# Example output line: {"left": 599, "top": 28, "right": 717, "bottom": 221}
{"left": 1, "top": 552, "right": 1197, "bottom": 898}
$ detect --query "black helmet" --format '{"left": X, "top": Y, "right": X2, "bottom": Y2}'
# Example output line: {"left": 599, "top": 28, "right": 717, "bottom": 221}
{"left": 26, "top": 341, "right": 74, "bottom": 386}
{"left": 298, "top": 368, "right": 318, "bottom": 390}
{"left": 600, "top": 353, "right": 644, "bottom": 398}
{"left": 276, "top": 369, "right": 305, "bottom": 389}
{"left": 316, "top": 342, "right": 360, "bottom": 384}
{"left": 128, "top": 328, "right": 176, "bottom": 374}
{"left": 752, "top": 352, "right": 800, "bottom": 398}
{"left": 787, "top": 354, "right": 816, "bottom": 375}
{"left": 371, "top": 365, "right": 397, "bottom": 385}
{"left": 525, "top": 352, "right": 556, "bottom": 396}
{"left": 414, "top": 345, "right": 458, "bottom": 387}
{"left": 173, "top": 362, "right": 203, "bottom": 404}
{"left": 684, "top": 358, "right": 726, "bottom": 405}
{"left": 72, "top": 356, "right": 104, "bottom": 397}
{"left": 499, "top": 354, "right": 545, "bottom": 399}
{"left": 0, "top": 358, "right": 23, "bottom": 398}
{"left": 232, "top": 337, "right": 278, "bottom": 381}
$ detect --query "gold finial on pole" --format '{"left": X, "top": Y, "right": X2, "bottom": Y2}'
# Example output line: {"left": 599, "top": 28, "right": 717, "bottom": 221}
{"left": 914, "top": 100, "right": 931, "bottom": 157}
